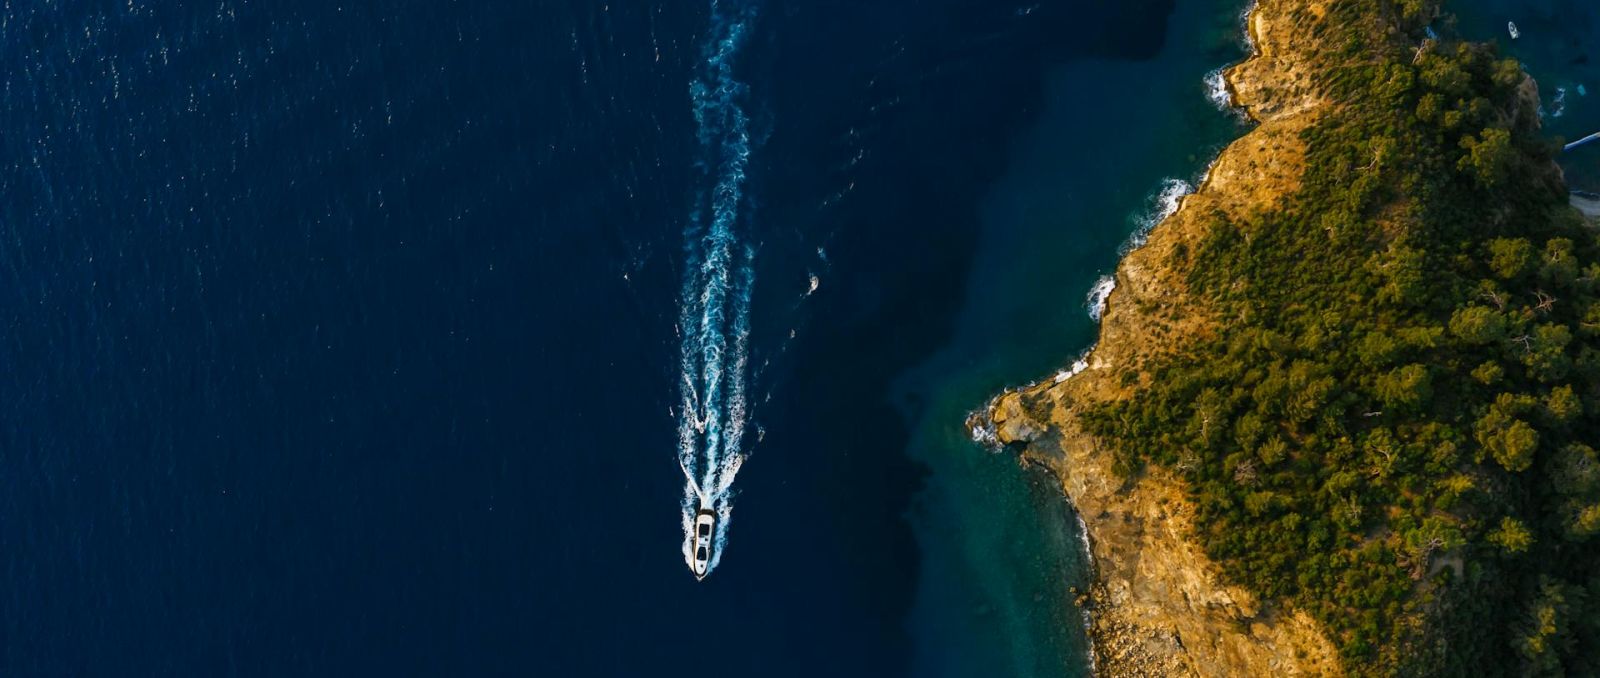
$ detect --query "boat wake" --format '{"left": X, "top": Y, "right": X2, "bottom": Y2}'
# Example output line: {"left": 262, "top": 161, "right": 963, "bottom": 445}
{"left": 677, "top": 0, "right": 759, "bottom": 579}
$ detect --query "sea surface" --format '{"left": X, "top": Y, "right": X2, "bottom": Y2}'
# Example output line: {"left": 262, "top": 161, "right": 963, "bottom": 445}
{"left": 1452, "top": 0, "right": 1600, "bottom": 188}
{"left": 0, "top": 0, "right": 1263, "bottom": 675}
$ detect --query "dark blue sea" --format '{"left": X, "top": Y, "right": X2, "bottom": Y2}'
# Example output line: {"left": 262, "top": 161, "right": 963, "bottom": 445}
{"left": 1452, "top": 0, "right": 1600, "bottom": 188}
{"left": 0, "top": 0, "right": 1268, "bottom": 675}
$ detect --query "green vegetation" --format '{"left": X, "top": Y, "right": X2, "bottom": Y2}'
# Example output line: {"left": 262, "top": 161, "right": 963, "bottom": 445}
{"left": 1078, "top": 1, "right": 1600, "bottom": 674}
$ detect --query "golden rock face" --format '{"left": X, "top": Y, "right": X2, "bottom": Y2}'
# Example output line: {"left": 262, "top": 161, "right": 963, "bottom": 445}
{"left": 983, "top": 1, "right": 1349, "bottom": 675}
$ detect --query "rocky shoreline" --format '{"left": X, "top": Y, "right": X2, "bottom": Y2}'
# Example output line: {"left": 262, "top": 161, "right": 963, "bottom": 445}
{"left": 975, "top": 0, "right": 1348, "bottom": 675}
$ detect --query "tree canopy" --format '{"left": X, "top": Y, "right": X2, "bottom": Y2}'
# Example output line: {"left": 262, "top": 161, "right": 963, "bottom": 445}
{"left": 1074, "top": 1, "right": 1600, "bottom": 674}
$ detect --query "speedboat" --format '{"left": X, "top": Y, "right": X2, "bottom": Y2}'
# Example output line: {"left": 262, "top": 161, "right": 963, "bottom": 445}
{"left": 1508, "top": 21, "right": 1520, "bottom": 40}
{"left": 692, "top": 508, "right": 716, "bottom": 580}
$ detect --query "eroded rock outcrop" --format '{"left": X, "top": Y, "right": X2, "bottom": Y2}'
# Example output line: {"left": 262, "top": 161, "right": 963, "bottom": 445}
{"left": 985, "top": 1, "right": 1347, "bottom": 674}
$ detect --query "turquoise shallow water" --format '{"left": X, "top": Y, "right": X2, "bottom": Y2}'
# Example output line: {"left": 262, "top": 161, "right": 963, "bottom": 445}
{"left": 15, "top": 0, "right": 1566, "bottom": 674}
{"left": 0, "top": 1, "right": 1228, "bottom": 674}
{"left": 899, "top": 1, "right": 1600, "bottom": 675}
{"left": 898, "top": 3, "right": 1600, "bottom": 675}
{"left": 898, "top": 0, "right": 1252, "bottom": 675}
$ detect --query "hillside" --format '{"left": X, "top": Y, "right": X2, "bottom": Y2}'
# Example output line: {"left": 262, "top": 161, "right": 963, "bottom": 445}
{"left": 985, "top": 0, "right": 1600, "bottom": 675}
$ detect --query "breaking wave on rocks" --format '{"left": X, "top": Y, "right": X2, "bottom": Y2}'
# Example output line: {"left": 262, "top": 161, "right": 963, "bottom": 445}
{"left": 1086, "top": 274, "right": 1116, "bottom": 322}
{"left": 1122, "top": 177, "right": 1193, "bottom": 255}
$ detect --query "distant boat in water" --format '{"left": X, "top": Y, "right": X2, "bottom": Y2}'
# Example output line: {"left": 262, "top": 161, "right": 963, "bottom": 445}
{"left": 1508, "top": 21, "right": 1521, "bottom": 40}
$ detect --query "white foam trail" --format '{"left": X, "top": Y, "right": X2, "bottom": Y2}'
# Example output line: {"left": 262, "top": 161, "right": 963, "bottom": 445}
{"left": 678, "top": 0, "right": 759, "bottom": 578}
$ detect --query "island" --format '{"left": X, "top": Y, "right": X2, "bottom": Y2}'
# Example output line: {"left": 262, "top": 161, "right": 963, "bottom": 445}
{"left": 980, "top": 0, "right": 1600, "bottom": 674}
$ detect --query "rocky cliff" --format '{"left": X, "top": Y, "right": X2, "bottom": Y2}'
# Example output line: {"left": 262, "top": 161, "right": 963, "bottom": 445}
{"left": 984, "top": 1, "right": 1348, "bottom": 674}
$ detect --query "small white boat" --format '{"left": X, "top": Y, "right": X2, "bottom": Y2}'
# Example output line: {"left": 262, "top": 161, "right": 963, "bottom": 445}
{"left": 1508, "top": 21, "right": 1521, "bottom": 40}
{"left": 692, "top": 508, "right": 716, "bottom": 580}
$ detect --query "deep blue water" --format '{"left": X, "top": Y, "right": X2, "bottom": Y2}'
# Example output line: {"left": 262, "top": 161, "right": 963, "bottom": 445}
{"left": 1451, "top": 0, "right": 1600, "bottom": 188}
{"left": 0, "top": 0, "right": 1252, "bottom": 675}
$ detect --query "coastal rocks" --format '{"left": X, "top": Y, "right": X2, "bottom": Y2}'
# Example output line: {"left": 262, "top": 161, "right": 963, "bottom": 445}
{"left": 998, "top": 392, "right": 1342, "bottom": 677}
{"left": 1512, "top": 75, "right": 1543, "bottom": 130}
{"left": 989, "top": 391, "right": 1044, "bottom": 444}
{"left": 1225, "top": 0, "right": 1329, "bottom": 123}
{"left": 982, "top": 0, "right": 1346, "bottom": 675}
{"left": 1091, "top": 609, "right": 1194, "bottom": 678}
